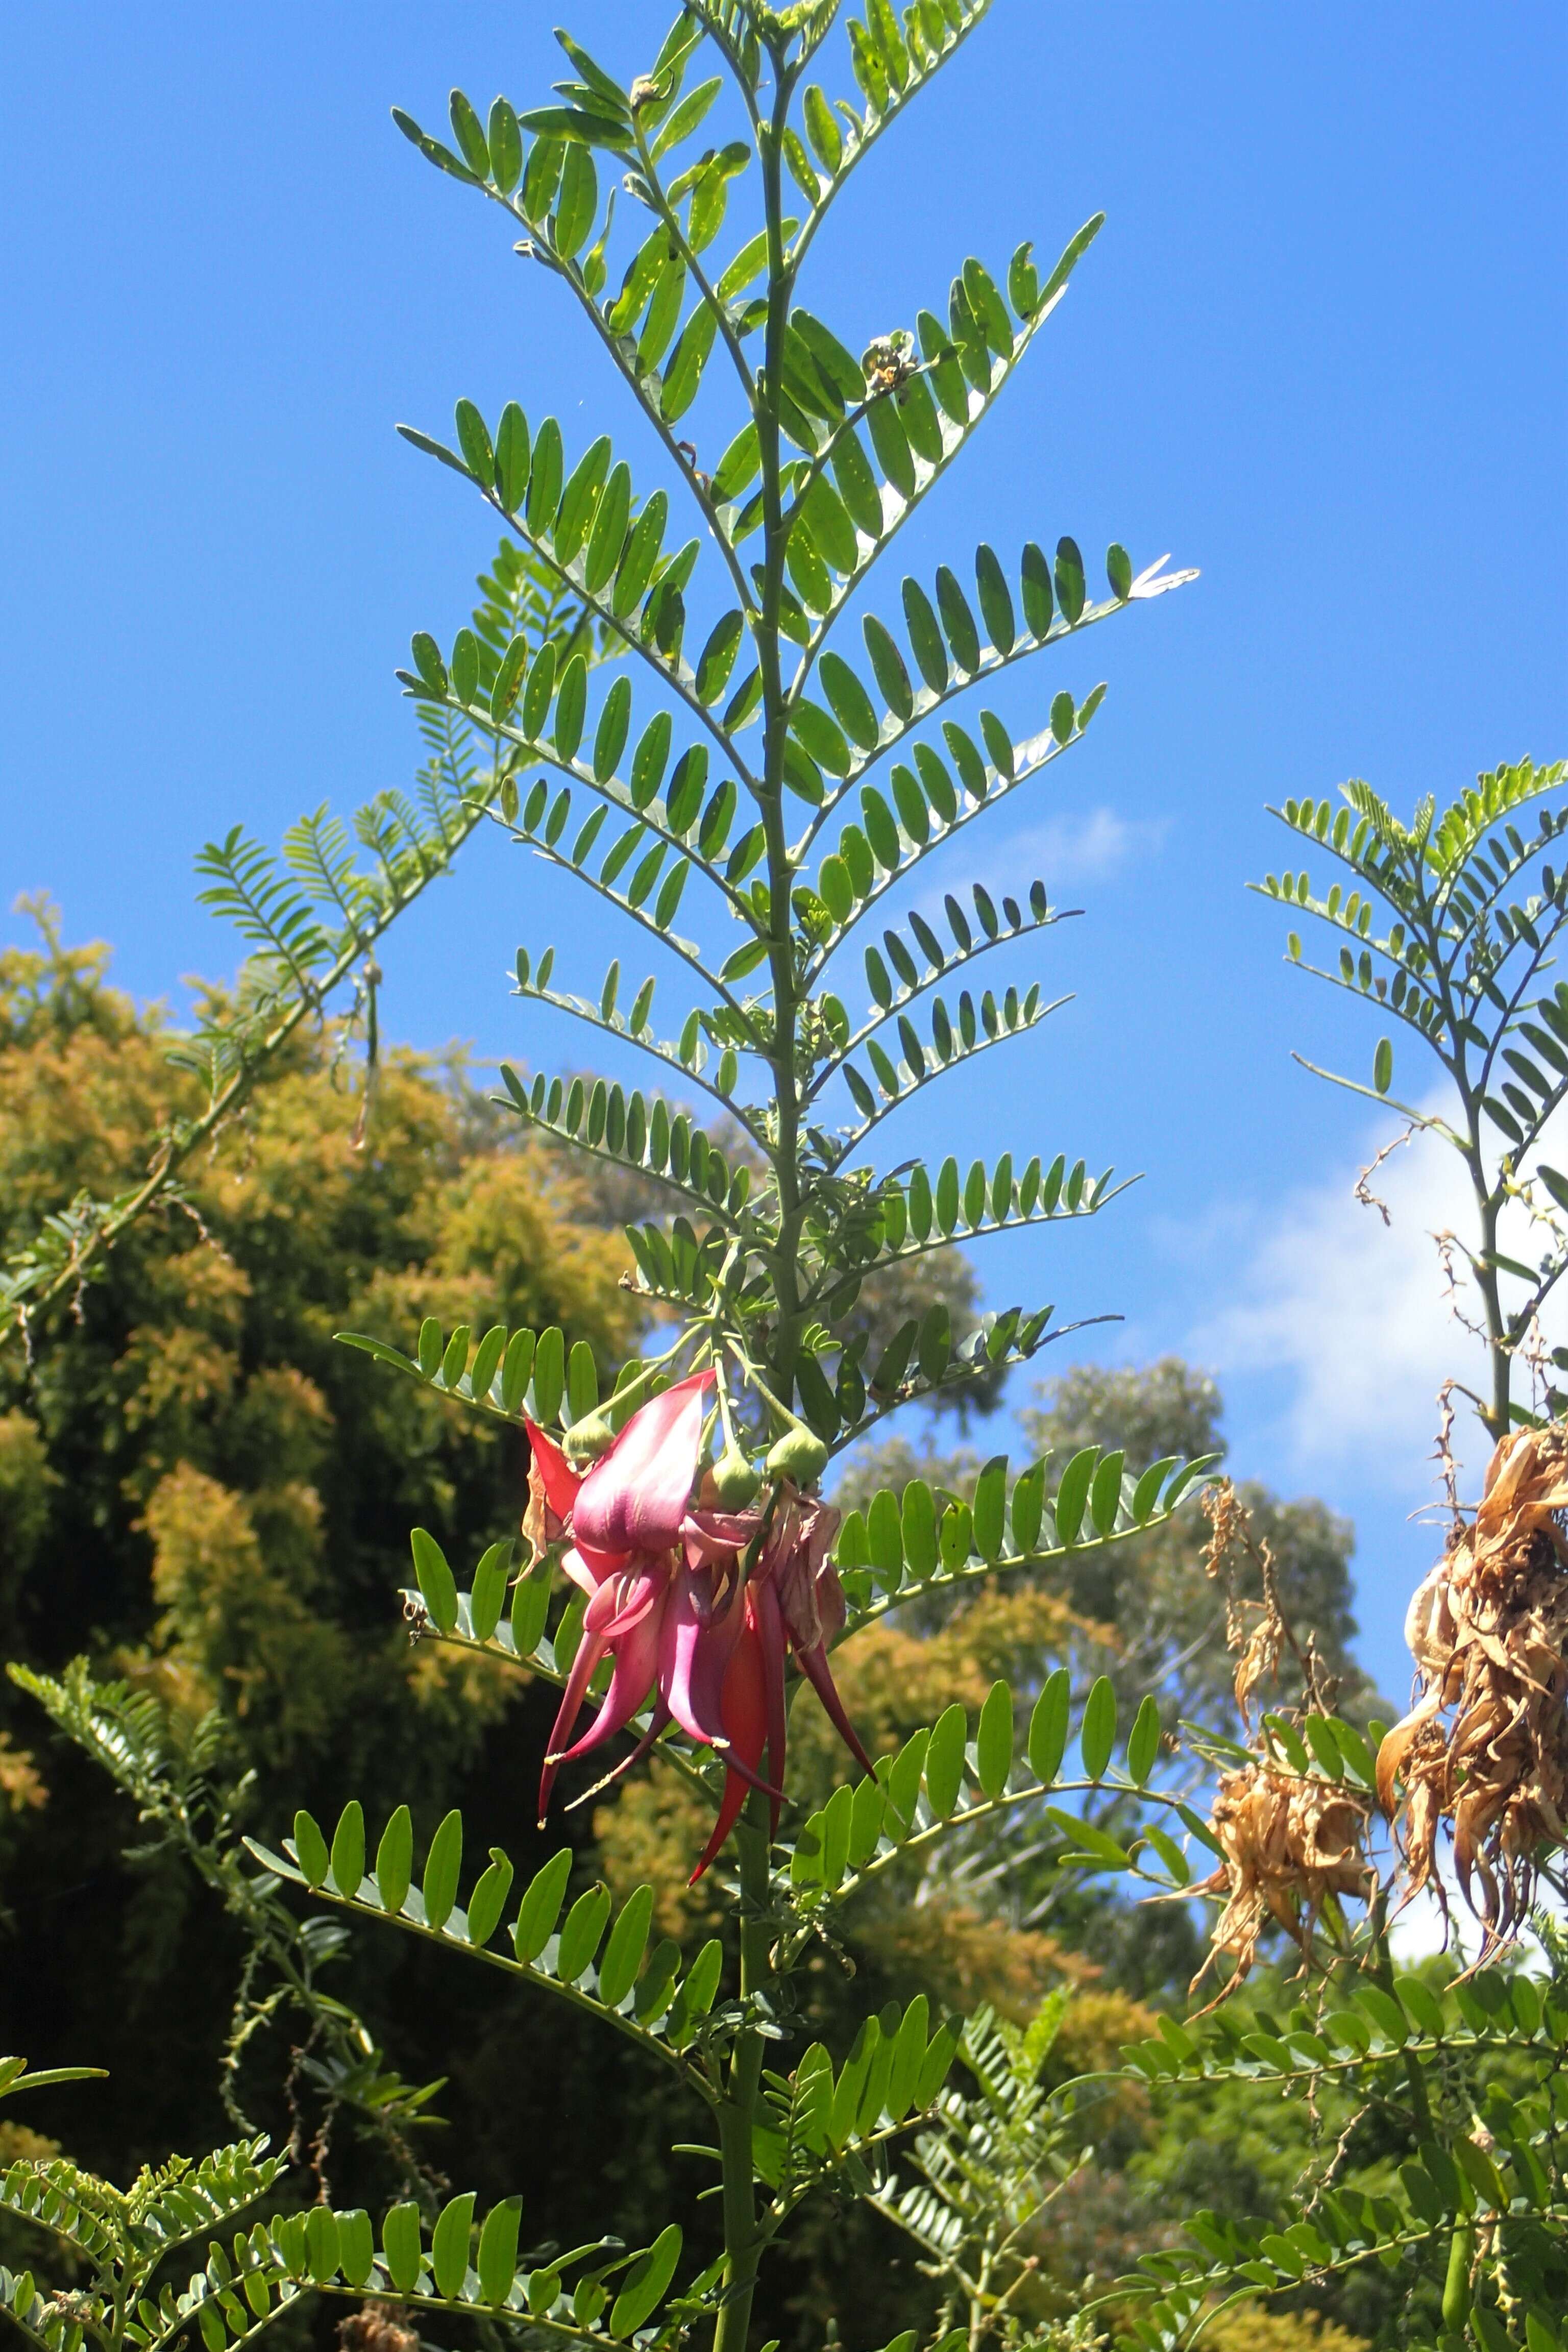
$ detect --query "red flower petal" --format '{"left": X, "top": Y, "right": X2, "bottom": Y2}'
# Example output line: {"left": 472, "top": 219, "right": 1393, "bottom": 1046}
{"left": 690, "top": 1619, "right": 771, "bottom": 1883}
{"left": 524, "top": 1419, "right": 582, "bottom": 1524}
{"left": 574, "top": 1370, "right": 713, "bottom": 1557}
{"left": 583, "top": 1561, "right": 667, "bottom": 1637}
{"left": 795, "top": 1637, "right": 875, "bottom": 1777}
{"left": 658, "top": 1563, "right": 734, "bottom": 1746}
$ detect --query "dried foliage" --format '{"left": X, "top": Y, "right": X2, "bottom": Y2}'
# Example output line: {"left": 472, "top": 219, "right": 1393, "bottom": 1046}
{"left": 1190, "top": 1761, "right": 1373, "bottom": 2005}
{"left": 1378, "top": 1422, "right": 1568, "bottom": 1948}
{"left": 1187, "top": 1484, "right": 1373, "bottom": 1999}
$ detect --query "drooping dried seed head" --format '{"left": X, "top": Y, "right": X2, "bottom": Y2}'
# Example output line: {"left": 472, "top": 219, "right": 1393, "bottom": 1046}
{"left": 1378, "top": 1423, "right": 1568, "bottom": 1950}
{"left": 1190, "top": 1759, "right": 1374, "bottom": 2005}
{"left": 337, "top": 2307, "right": 418, "bottom": 2352}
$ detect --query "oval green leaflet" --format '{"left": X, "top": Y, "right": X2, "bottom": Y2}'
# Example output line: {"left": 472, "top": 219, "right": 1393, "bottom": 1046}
{"left": 583, "top": 460, "right": 631, "bottom": 594}
{"left": 596, "top": 1883, "right": 654, "bottom": 2007}
{"left": 375, "top": 1804, "right": 414, "bottom": 1914}
{"left": 422, "top": 1808, "right": 464, "bottom": 1930}
{"left": 820, "top": 650, "right": 879, "bottom": 750}
{"left": 487, "top": 97, "right": 522, "bottom": 194}
{"left": 431, "top": 2192, "right": 475, "bottom": 2300}
{"left": 1079, "top": 1675, "right": 1118, "bottom": 1780}
{"left": 1028, "top": 1669, "right": 1071, "bottom": 1783}
{"left": 336, "top": 2209, "right": 376, "bottom": 2288}
{"left": 1052, "top": 1446, "right": 1099, "bottom": 1544}
{"left": 304, "top": 2206, "right": 340, "bottom": 2285}
{"left": 1055, "top": 534, "right": 1086, "bottom": 624}
{"left": 514, "top": 1849, "right": 573, "bottom": 1962}
{"left": 292, "top": 1807, "right": 329, "bottom": 1889}
{"left": 902, "top": 576, "right": 948, "bottom": 693}
{"left": 525, "top": 415, "right": 563, "bottom": 533}
{"left": 530, "top": 1324, "right": 566, "bottom": 1420}
{"left": 476, "top": 2199, "right": 522, "bottom": 2307}
{"left": 469, "top": 1539, "right": 512, "bottom": 1641}
{"left": 410, "top": 1527, "right": 459, "bottom": 1633}
{"left": 608, "top": 2224, "right": 682, "bottom": 2338}
{"left": 1089, "top": 1448, "right": 1125, "bottom": 1537}
{"left": 923, "top": 1701, "right": 967, "bottom": 1818}
{"left": 465, "top": 1850, "right": 514, "bottom": 1948}
{"left": 328, "top": 1799, "right": 365, "bottom": 1898}
{"left": 511, "top": 1562, "right": 551, "bottom": 1656}
{"left": 453, "top": 397, "right": 495, "bottom": 487}
{"left": 521, "top": 638, "right": 556, "bottom": 740}
{"left": 380, "top": 2202, "right": 424, "bottom": 2296}
{"left": 556, "top": 1882, "right": 612, "bottom": 1982}
{"left": 1125, "top": 1693, "right": 1163, "bottom": 1785}
{"left": 975, "top": 1680, "right": 1014, "bottom": 1800}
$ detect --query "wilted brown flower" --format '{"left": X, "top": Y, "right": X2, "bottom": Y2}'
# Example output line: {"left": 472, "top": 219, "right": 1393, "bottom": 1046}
{"left": 1185, "top": 1482, "right": 1371, "bottom": 2002}
{"left": 337, "top": 2304, "right": 418, "bottom": 2352}
{"left": 1378, "top": 1423, "right": 1568, "bottom": 1947}
{"left": 1189, "top": 1760, "right": 1374, "bottom": 2004}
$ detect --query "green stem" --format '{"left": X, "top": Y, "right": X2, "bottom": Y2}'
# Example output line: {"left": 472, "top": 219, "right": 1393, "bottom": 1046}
{"left": 1441, "top": 2218, "right": 1474, "bottom": 2331}
{"left": 754, "top": 52, "right": 806, "bottom": 1412}
{"left": 713, "top": 1795, "right": 773, "bottom": 2352}
{"left": 3, "top": 754, "right": 509, "bottom": 1349}
{"left": 1471, "top": 1129, "right": 1511, "bottom": 1441}
{"left": 1365, "top": 1886, "right": 1435, "bottom": 2139}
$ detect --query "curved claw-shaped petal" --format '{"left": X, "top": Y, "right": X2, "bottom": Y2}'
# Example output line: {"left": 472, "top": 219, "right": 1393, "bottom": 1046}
{"left": 795, "top": 1638, "right": 875, "bottom": 1778}
{"left": 753, "top": 1578, "right": 788, "bottom": 1838}
{"left": 557, "top": 1602, "right": 665, "bottom": 1771}
{"left": 659, "top": 1563, "right": 732, "bottom": 1748}
{"left": 538, "top": 1629, "right": 608, "bottom": 1821}
{"left": 690, "top": 1619, "right": 771, "bottom": 1884}
{"left": 575, "top": 1370, "right": 713, "bottom": 1557}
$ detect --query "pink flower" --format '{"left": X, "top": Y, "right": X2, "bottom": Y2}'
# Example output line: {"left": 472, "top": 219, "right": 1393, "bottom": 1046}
{"left": 523, "top": 1379, "right": 871, "bottom": 1879}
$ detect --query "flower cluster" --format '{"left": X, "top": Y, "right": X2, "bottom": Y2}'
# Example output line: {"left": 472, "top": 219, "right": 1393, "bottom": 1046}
{"left": 524, "top": 1371, "right": 871, "bottom": 1879}
{"left": 1379, "top": 1423, "right": 1568, "bottom": 1944}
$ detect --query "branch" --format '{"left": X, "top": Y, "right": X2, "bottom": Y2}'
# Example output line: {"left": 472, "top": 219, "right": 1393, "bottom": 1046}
{"left": 1, "top": 772, "right": 500, "bottom": 1350}
{"left": 470, "top": 723, "right": 757, "bottom": 923}
{"left": 509, "top": 975, "right": 771, "bottom": 1145}
{"left": 786, "top": 2, "right": 996, "bottom": 277}
{"left": 503, "top": 826, "right": 756, "bottom": 1027}
{"left": 802, "top": 913, "right": 1075, "bottom": 1107}
{"left": 797, "top": 582, "right": 1156, "bottom": 856}
{"left": 802, "top": 719, "right": 1095, "bottom": 976}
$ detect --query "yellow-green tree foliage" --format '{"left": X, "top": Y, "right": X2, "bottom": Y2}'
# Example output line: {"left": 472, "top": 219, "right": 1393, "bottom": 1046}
{"left": 0, "top": 910, "right": 639, "bottom": 2169}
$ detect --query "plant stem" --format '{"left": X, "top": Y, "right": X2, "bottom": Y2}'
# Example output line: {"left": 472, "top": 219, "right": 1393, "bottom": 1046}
{"left": 1365, "top": 1886, "right": 1435, "bottom": 2139}
{"left": 753, "top": 48, "right": 807, "bottom": 1418}
{"left": 713, "top": 1795, "right": 773, "bottom": 2351}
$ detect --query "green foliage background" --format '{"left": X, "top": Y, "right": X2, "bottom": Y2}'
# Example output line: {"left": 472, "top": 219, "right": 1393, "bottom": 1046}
{"left": 0, "top": 914, "right": 1407, "bottom": 2348}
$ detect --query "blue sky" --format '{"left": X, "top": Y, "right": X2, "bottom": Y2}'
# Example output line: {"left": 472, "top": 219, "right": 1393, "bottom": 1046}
{"left": 3, "top": 4, "right": 1565, "bottom": 1702}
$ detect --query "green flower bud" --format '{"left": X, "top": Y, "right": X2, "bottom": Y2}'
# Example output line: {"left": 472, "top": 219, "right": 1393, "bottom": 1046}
{"left": 563, "top": 1412, "right": 616, "bottom": 1467}
{"left": 712, "top": 1445, "right": 763, "bottom": 1509}
{"left": 765, "top": 1424, "right": 829, "bottom": 1485}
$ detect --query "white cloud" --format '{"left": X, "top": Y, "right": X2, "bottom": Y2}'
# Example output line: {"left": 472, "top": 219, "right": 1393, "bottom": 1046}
{"left": 915, "top": 806, "right": 1168, "bottom": 909}
{"left": 1011, "top": 807, "right": 1169, "bottom": 887}
{"left": 1192, "top": 1097, "right": 1567, "bottom": 1491}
